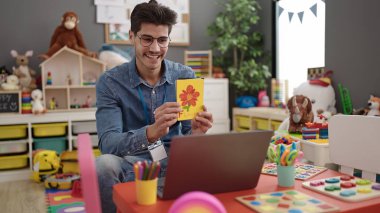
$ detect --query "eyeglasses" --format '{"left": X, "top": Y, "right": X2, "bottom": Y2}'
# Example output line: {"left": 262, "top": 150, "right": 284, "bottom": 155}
{"left": 136, "top": 34, "right": 171, "bottom": 48}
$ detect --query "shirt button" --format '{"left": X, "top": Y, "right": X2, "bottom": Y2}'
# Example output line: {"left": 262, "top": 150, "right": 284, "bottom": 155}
{"left": 152, "top": 90, "right": 155, "bottom": 94}
{"left": 127, "top": 151, "right": 130, "bottom": 154}
{"left": 142, "top": 144, "right": 146, "bottom": 148}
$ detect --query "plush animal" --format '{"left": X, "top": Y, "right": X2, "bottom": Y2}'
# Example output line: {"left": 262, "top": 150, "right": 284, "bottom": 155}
{"left": 40, "top": 11, "right": 97, "bottom": 60}
{"left": 31, "top": 89, "right": 46, "bottom": 114}
{"left": 98, "top": 44, "right": 132, "bottom": 70}
{"left": 1, "top": 75, "right": 20, "bottom": 90}
{"left": 32, "top": 150, "right": 60, "bottom": 182}
{"left": 10, "top": 50, "right": 37, "bottom": 92}
{"left": 287, "top": 95, "right": 314, "bottom": 133}
{"left": 355, "top": 95, "right": 380, "bottom": 116}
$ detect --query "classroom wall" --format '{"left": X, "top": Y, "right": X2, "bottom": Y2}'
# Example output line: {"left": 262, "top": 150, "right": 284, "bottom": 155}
{"left": 325, "top": 0, "right": 380, "bottom": 112}
{"left": 0, "top": 0, "right": 228, "bottom": 72}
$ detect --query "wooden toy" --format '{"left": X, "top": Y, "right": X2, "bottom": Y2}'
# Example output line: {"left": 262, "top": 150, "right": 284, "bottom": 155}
{"left": 262, "top": 163, "right": 327, "bottom": 180}
{"left": 236, "top": 190, "right": 339, "bottom": 213}
{"left": 303, "top": 175, "right": 380, "bottom": 202}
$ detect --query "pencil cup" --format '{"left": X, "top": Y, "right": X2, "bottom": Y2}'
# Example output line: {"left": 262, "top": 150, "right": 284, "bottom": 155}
{"left": 136, "top": 178, "right": 158, "bottom": 205}
{"left": 277, "top": 165, "right": 295, "bottom": 187}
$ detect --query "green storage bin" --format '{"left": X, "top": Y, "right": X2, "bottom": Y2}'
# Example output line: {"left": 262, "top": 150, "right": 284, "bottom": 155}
{"left": 33, "top": 137, "right": 67, "bottom": 154}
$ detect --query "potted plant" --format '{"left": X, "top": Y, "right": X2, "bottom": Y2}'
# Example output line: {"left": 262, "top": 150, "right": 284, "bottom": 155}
{"left": 207, "top": 0, "right": 271, "bottom": 107}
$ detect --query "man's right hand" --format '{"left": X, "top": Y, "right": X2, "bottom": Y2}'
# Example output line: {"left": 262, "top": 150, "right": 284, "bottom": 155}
{"left": 146, "top": 102, "right": 182, "bottom": 143}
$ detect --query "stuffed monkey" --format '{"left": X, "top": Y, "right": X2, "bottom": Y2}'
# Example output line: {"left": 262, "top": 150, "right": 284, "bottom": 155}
{"left": 40, "top": 11, "right": 97, "bottom": 60}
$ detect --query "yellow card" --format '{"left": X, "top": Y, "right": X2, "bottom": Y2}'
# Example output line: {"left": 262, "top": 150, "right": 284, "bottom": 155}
{"left": 176, "top": 78, "right": 204, "bottom": 121}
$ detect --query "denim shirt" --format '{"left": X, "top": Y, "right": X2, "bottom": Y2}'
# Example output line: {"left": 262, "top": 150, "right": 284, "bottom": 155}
{"left": 96, "top": 58, "right": 195, "bottom": 157}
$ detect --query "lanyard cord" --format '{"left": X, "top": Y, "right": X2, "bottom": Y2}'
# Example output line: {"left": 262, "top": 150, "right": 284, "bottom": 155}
{"left": 138, "top": 84, "right": 167, "bottom": 126}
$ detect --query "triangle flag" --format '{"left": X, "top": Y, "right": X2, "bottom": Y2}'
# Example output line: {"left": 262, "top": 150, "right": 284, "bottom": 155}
{"left": 278, "top": 6, "right": 284, "bottom": 17}
{"left": 310, "top": 3, "right": 318, "bottom": 17}
{"left": 298, "top": 11, "right": 304, "bottom": 23}
{"left": 288, "top": 12, "right": 294, "bottom": 22}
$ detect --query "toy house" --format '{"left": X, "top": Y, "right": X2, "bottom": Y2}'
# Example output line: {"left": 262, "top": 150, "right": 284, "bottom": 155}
{"left": 39, "top": 46, "right": 106, "bottom": 112}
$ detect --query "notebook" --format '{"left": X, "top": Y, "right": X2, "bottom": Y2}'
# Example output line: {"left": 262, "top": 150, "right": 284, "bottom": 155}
{"left": 157, "top": 130, "right": 273, "bottom": 200}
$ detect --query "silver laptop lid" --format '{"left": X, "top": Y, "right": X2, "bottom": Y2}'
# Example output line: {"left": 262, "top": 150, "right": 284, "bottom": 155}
{"left": 160, "top": 130, "right": 273, "bottom": 200}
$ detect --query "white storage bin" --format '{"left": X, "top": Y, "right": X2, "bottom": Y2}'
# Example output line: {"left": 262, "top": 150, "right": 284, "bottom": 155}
{"left": 72, "top": 121, "right": 97, "bottom": 135}
{"left": 301, "top": 140, "right": 331, "bottom": 166}
{"left": 0, "top": 140, "right": 28, "bottom": 154}
{"left": 72, "top": 134, "right": 98, "bottom": 148}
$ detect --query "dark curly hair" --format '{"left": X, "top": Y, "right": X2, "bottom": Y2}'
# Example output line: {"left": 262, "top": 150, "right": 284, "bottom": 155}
{"left": 130, "top": 0, "right": 177, "bottom": 35}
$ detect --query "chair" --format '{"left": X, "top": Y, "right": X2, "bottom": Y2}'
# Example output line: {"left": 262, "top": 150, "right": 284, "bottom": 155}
{"left": 329, "top": 115, "right": 380, "bottom": 182}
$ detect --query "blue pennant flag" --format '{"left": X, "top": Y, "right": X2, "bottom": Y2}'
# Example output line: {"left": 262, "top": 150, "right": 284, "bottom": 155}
{"left": 310, "top": 3, "right": 318, "bottom": 17}
{"left": 288, "top": 12, "right": 294, "bottom": 22}
{"left": 298, "top": 11, "right": 304, "bottom": 23}
{"left": 278, "top": 6, "right": 284, "bottom": 17}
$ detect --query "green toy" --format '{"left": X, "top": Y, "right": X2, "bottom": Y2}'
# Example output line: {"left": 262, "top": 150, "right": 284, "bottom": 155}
{"left": 338, "top": 83, "right": 353, "bottom": 115}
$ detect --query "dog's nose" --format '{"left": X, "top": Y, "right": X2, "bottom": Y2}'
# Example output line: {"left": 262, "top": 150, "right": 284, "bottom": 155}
{"left": 368, "top": 102, "right": 372, "bottom": 106}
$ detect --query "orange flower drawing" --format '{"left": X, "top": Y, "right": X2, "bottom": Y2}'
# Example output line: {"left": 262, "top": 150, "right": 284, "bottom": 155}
{"left": 179, "top": 85, "right": 200, "bottom": 111}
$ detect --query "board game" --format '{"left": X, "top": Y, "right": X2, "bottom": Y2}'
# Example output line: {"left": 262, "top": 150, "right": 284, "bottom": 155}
{"left": 236, "top": 190, "right": 339, "bottom": 213}
{"left": 262, "top": 163, "right": 327, "bottom": 180}
{"left": 302, "top": 175, "right": 380, "bottom": 202}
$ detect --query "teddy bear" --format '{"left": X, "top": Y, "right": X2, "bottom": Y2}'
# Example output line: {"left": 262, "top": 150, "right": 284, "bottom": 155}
{"left": 39, "top": 11, "right": 97, "bottom": 60}
{"left": 10, "top": 50, "right": 37, "bottom": 92}
{"left": 31, "top": 89, "right": 46, "bottom": 114}
{"left": 1, "top": 75, "right": 20, "bottom": 90}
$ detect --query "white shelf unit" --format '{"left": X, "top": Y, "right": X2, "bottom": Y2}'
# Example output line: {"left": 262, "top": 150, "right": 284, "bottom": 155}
{"left": 204, "top": 78, "right": 230, "bottom": 134}
{"left": 40, "top": 46, "right": 106, "bottom": 112}
{"left": 0, "top": 111, "right": 96, "bottom": 182}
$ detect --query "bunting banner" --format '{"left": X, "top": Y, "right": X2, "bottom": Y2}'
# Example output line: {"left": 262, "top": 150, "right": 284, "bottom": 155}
{"left": 278, "top": 0, "right": 323, "bottom": 23}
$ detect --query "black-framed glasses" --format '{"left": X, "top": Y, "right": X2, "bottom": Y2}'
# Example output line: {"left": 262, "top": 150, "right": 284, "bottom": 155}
{"left": 136, "top": 34, "right": 171, "bottom": 48}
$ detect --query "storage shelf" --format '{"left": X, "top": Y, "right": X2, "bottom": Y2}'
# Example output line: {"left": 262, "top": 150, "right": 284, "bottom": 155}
{"left": 0, "top": 111, "right": 96, "bottom": 182}
{"left": 233, "top": 107, "right": 288, "bottom": 131}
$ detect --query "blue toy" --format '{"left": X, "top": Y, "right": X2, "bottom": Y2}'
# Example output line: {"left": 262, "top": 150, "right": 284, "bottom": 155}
{"left": 235, "top": 96, "right": 257, "bottom": 108}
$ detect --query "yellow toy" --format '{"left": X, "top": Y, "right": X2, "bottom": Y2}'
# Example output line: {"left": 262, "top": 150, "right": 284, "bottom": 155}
{"left": 32, "top": 150, "right": 60, "bottom": 182}
{"left": 44, "top": 173, "right": 80, "bottom": 190}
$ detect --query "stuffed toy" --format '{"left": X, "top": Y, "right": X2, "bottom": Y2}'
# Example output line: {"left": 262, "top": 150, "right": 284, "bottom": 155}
{"left": 235, "top": 96, "right": 257, "bottom": 108}
{"left": 32, "top": 150, "right": 61, "bottom": 182}
{"left": 98, "top": 44, "right": 132, "bottom": 70}
{"left": 287, "top": 95, "right": 314, "bottom": 133}
{"left": 353, "top": 95, "right": 380, "bottom": 116}
{"left": 10, "top": 50, "right": 37, "bottom": 92}
{"left": 31, "top": 89, "right": 46, "bottom": 114}
{"left": 278, "top": 72, "right": 337, "bottom": 131}
{"left": 1, "top": 75, "right": 20, "bottom": 90}
{"left": 40, "top": 11, "right": 97, "bottom": 60}
{"left": 0, "top": 65, "right": 11, "bottom": 85}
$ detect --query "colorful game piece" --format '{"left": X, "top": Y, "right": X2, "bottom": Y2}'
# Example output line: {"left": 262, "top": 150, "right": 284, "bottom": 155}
{"left": 236, "top": 190, "right": 339, "bottom": 213}
{"left": 303, "top": 176, "right": 380, "bottom": 202}
{"left": 261, "top": 163, "right": 327, "bottom": 180}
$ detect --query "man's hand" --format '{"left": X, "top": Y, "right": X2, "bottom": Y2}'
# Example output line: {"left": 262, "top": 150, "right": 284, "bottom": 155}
{"left": 146, "top": 102, "right": 181, "bottom": 143}
{"left": 191, "top": 105, "right": 213, "bottom": 134}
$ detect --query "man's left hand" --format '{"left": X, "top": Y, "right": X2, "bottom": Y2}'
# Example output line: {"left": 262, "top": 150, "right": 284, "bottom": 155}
{"left": 191, "top": 105, "right": 213, "bottom": 134}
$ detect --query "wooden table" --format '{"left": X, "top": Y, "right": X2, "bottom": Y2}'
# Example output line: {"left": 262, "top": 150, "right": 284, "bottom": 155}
{"left": 113, "top": 169, "right": 380, "bottom": 213}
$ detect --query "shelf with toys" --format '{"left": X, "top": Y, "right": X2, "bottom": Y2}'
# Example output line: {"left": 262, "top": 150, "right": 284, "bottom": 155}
{"left": 40, "top": 46, "right": 106, "bottom": 112}
{"left": 0, "top": 111, "right": 97, "bottom": 182}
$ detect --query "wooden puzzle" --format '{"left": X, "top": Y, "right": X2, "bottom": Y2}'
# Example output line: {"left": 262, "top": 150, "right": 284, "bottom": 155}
{"left": 262, "top": 163, "right": 327, "bottom": 180}
{"left": 303, "top": 175, "right": 380, "bottom": 202}
{"left": 236, "top": 190, "right": 339, "bottom": 213}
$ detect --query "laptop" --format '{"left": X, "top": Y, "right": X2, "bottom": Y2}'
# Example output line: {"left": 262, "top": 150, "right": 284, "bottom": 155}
{"left": 157, "top": 130, "right": 273, "bottom": 200}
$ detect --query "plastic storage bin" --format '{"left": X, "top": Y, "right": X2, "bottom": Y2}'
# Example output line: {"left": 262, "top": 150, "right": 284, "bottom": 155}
{"left": 300, "top": 140, "right": 331, "bottom": 167}
{"left": 0, "top": 125, "right": 27, "bottom": 140}
{"left": 235, "top": 115, "right": 250, "bottom": 129}
{"left": 73, "top": 134, "right": 98, "bottom": 148}
{"left": 0, "top": 140, "right": 28, "bottom": 154}
{"left": 0, "top": 154, "right": 29, "bottom": 170}
{"left": 33, "top": 137, "right": 67, "bottom": 154}
{"left": 32, "top": 123, "right": 67, "bottom": 137}
{"left": 72, "top": 121, "right": 97, "bottom": 135}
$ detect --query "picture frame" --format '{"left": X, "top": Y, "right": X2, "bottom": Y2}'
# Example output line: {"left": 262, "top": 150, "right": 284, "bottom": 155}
{"left": 104, "top": 23, "right": 131, "bottom": 44}
{"left": 103, "top": 0, "right": 190, "bottom": 46}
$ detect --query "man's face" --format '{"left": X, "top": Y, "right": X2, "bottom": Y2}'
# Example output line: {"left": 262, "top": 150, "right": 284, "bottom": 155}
{"left": 130, "top": 23, "right": 169, "bottom": 73}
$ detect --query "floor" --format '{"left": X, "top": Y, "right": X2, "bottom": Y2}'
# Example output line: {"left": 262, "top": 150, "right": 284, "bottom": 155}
{"left": 0, "top": 180, "right": 46, "bottom": 213}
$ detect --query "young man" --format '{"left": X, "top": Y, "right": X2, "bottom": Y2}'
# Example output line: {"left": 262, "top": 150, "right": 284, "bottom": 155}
{"left": 95, "top": 1, "right": 213, "bottom": 212}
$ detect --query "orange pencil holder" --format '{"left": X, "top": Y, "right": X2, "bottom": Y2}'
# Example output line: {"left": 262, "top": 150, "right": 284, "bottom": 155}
{"left": 135, "top": 178, "right": 158, "bottom": 205}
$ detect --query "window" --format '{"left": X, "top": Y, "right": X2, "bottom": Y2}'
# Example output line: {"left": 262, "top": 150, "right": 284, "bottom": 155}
{"left": 276, "top": 0, "right": 325, "bottom": 98}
